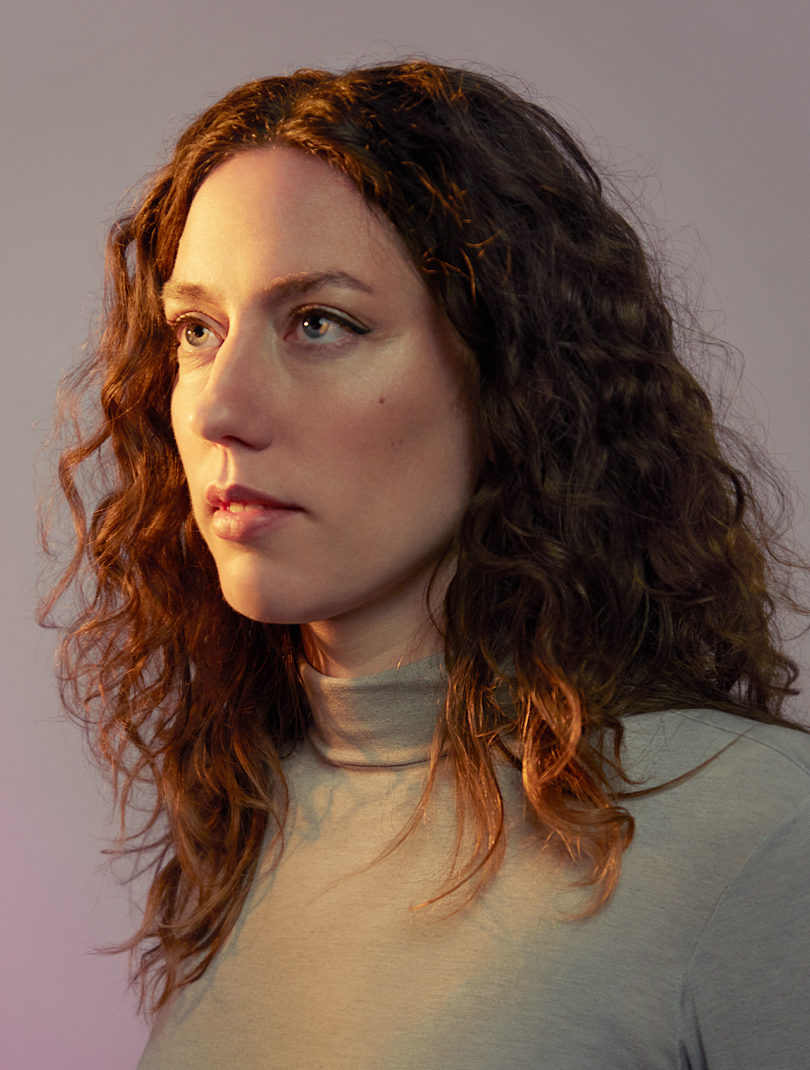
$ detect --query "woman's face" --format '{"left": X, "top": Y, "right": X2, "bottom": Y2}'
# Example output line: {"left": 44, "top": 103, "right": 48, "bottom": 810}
{"left": 166, "top": 146, "right": 477, "bottom": 675}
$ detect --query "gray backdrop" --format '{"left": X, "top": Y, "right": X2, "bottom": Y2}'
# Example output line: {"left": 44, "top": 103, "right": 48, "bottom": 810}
{"left": 3, "top": 1, "right": 808, "bottom": 1066}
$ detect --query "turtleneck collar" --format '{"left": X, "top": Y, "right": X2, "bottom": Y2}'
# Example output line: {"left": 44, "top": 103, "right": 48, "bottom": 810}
{"left": 299, "top": 653, "right": 448, "bottom": 768}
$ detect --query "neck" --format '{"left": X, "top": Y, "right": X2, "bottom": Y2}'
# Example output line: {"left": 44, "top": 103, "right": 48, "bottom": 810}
{"left": 301, "top": 615, "right": 444, "bottom": 679}
{"left": 300, "top": 558, "right": 454, "bottom": 679}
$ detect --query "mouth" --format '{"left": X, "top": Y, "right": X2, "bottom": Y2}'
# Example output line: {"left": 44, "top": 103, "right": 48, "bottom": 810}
{"left": 218, "top": 500, "right": 286, "bottom": 514}
{"left": 205, "top": 483, "right": 300, "bottom": 513}
{"left": 204, "top": 483, "right": 303, "bottom": 541}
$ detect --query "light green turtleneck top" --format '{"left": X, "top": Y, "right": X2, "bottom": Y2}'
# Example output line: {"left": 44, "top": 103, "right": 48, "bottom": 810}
{"left": 138, "top": 655, "right": 810, "bottom": 1069}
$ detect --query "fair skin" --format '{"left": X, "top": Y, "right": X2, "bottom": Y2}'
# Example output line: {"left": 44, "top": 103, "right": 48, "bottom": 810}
{"left": 166, "top": 145, "right": 477, "bottom": 678}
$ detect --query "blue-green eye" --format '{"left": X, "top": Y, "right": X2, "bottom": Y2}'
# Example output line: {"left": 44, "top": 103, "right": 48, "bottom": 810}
{"left": 293, "top": 307, "right": 370, "bottom": 344}
{"left": 301, "top": 312, "right": 339, "bottom": 339}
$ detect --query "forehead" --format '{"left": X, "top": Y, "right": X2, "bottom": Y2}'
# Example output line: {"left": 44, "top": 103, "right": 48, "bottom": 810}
{"left": 171, "top": 145, "right": 417, "bottom": 293}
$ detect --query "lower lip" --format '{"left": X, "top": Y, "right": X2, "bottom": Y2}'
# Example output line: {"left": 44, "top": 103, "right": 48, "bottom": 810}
{"left": 210, "top": 504, "right": 301, "bottom": 541}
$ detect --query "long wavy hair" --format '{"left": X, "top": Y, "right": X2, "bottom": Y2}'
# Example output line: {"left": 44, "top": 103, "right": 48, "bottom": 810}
{"left": 40, "top": 60, "right": 808, "bottom": 1014}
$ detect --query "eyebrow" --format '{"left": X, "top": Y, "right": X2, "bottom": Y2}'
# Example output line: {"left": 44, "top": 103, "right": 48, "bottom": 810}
{"left": 159, "top": 270, "right": 374, "bottom": 309}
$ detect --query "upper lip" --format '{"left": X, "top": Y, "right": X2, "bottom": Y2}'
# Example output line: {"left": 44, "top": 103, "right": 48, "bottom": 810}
{"left": 205, "top": 483, "right": 299, "bottom": 510}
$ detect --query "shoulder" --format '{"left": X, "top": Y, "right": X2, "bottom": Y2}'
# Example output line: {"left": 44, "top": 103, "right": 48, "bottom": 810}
{"left": 610, "top": 711, "right": 810, "bottom": 1066}
{"left": 619, "top": 707, "right": 810, "bottom": 810}
{"left": 632, "top": 714, "right": 810, "bottom": 1068}
{"left": 614, "top": 708, "right": 810, "bottom": 915}
{"left": 672, "top": 706, "right": 810, "bottom": 767}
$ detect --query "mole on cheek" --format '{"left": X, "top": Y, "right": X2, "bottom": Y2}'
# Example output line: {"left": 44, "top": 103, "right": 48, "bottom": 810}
{"left": 378, "top": 396, "right": 386, "bottom": 404}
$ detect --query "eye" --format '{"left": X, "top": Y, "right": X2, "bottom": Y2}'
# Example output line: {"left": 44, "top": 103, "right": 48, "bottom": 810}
{"left": 290, "top": 307, "right": 369, "bottom": 344}
{"left": 169, "top": 316, "right": 222, "bottom": 354}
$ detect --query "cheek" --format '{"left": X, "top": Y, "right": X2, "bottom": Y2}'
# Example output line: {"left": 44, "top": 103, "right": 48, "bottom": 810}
{"left": 320, "top": 389, "right": 458, "bottom": 475}
{"left": 357, "top": 358, "right": 473, "bottom": 492}
{"left": 169, "top": 388, "right": 208, "bottom": 506}
{"left": 170, "top": 386, "right": 188, "bottom": 452}
{"left": 346, "top": 393, "right": 474, "bottom": 523}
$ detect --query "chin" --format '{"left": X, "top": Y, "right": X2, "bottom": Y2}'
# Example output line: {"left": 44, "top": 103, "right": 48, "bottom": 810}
{"left": 218, "top": 580, "right": 303, "bottom": 625}
{"left": 215, "top": 568, "right": 336, "bottom": 627}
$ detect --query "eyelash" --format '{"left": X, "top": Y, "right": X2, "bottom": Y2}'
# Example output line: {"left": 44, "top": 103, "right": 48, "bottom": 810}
{"left": 294, "top": 306, "right": 370, "bottom": 341}
{"left": 168, "top": 316, "right": 217, "bottom": 351}
{"left": 167, "top": 306, "right": 370, "bottom": 353}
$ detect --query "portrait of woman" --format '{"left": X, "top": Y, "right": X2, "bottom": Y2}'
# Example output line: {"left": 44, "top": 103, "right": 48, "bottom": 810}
{"left": 40, "top": 60, "right": 809, "bottom": 1068}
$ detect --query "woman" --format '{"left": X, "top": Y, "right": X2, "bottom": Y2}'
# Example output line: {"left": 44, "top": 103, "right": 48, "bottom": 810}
{"left": 42, "top": 61, "right": 810, "bottom": 1068}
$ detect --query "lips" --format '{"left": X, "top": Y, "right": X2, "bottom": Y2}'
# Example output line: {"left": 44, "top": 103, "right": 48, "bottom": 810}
{"left": 204, "top": 483, "right": 302, "bottom": 541}
{"left": 205, "top": 482, "right": 299, "bottom": 512}
{"left": 218, "top": 499, "right": 287, "bottom": 516}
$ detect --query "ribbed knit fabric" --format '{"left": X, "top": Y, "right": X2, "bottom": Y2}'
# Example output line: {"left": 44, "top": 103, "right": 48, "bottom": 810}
{"left": 139, "top": 655, "right": 810, "bottom": 1069}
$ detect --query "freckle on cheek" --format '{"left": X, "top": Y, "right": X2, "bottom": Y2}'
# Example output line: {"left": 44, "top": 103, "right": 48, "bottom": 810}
{"left": 378, "top": 396, "right": 386, "bottom": 404}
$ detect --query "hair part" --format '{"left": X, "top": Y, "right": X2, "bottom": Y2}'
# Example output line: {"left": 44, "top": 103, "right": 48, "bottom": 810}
{"left": 39, "top": 59, "right": 809, "bottom": 1014}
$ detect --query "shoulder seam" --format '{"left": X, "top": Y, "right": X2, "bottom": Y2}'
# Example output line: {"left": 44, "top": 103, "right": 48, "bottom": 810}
{"left": 668, "top": 709, "right": 810, "bottom": 778}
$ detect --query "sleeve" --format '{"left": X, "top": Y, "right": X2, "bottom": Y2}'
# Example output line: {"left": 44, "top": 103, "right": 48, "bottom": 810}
{"left": 677, "top": 793, "right": 810, "bottom": 1070}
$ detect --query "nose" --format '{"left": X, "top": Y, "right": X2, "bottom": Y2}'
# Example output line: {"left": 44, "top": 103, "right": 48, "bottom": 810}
{"left": 185, "top": 329, "right": 275, "bottom": 450}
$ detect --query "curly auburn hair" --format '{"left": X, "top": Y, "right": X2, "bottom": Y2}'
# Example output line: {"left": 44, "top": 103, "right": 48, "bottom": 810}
{"left": 40, "top": 60, "right": 808, "bottom": 1014}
